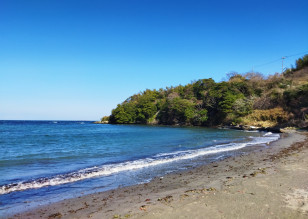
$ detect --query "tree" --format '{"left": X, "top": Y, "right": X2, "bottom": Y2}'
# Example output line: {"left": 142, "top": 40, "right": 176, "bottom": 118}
{"left": 193, "top": 78, "right": 215, "bottom": 99}
{"left": 158, "top": 98, "right": 196, "bottom": 125}
{"left": 109, "top": 102, "right": 137, "bottom": 124}
{"left": 296, "top": 54, "right": 308, "bottom": 70}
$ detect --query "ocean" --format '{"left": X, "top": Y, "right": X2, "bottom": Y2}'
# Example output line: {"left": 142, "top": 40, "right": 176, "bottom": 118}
{"left": 0, "top": 120, "right": 280, "bottom": 216}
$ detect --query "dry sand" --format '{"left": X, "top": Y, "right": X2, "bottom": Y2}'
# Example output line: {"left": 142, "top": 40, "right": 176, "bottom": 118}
{"left": 9, "top": 131, "right": 308, "bottom": 219}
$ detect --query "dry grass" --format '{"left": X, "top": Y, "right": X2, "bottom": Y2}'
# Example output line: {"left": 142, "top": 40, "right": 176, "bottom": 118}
{"left": 242, "top": 107, "right": 290, "bottom": 127}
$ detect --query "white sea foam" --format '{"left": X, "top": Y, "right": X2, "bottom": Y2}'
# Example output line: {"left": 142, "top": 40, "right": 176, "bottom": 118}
{"left": 0, "top": 132, "right": 280, "bottom": 195}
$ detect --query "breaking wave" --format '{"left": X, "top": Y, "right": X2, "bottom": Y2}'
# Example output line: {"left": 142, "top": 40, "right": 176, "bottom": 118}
{"left": 0, "top": 132, "right": 279, "bottom": 195}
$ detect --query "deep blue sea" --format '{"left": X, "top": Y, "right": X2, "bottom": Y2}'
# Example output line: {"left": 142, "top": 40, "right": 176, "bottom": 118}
{"left": 0, "top": 120, "right": 280, "bottom": 216}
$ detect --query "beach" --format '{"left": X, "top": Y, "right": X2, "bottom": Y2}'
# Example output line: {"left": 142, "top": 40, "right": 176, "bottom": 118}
{"left": 10, "top": 131, "right": 308, "bottom": 219}
{"left": 3, "top": 1, "right": 308, "bottom": 218}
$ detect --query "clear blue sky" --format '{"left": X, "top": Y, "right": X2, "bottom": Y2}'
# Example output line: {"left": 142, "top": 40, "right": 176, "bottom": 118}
{"left": 1, "top": 0, "right": 307, "bottom": 120}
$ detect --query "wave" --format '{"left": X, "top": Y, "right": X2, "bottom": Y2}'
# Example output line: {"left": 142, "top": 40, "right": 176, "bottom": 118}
{"left": 0, "top": 132, "right": 279, "bottom": 195}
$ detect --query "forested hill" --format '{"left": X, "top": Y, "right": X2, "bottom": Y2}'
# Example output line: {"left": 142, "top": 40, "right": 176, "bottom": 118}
{"left": 103, "top": 55, "right": 308, "bottom": 128}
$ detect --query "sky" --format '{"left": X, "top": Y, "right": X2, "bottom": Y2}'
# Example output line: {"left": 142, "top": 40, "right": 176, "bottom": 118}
{"left": 0, "top": 0, "right": 307, "bottom": 120}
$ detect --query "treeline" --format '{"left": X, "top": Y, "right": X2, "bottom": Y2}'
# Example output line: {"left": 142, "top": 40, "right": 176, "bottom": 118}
{"left": 106, "top": 55, "right": 308, "bottom": 128}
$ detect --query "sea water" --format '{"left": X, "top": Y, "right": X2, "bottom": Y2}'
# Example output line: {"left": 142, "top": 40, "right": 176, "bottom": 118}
{"left": 0, "top": 120, "right": 279, "bottom": 216}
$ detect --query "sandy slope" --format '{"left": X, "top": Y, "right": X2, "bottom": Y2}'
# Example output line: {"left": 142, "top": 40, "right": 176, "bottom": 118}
{"left": 11, "top": 132, "right": 308, "bottom": 219}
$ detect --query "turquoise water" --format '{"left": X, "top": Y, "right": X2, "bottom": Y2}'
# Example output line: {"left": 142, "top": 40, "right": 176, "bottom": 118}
{"left": 0, "top": 121, "right": 279, "bottom": 216}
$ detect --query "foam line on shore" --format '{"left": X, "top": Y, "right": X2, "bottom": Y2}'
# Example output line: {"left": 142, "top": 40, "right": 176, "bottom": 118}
{"left": 0, "top": 132, "right": 279, "bottom": 195}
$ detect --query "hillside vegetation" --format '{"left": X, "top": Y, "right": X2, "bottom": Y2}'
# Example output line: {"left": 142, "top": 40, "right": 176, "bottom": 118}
{"left": 106, "top": 55, "right": 308, "bottom": 128}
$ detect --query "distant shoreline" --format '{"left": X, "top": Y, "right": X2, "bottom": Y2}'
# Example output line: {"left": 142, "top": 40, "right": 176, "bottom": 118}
{"left": 94, "top": 121, "right": 298, "bottom": 133}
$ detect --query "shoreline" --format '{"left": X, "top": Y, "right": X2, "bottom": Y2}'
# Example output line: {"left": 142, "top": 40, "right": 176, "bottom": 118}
{"left": 94, "top": 121, "right": 304, "bottom": 134}
{"left": 9, "top": 131, "right": 308, "bottom": 219}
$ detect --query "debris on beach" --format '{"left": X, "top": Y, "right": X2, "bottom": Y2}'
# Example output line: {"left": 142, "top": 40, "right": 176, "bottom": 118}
{"left": 180, "top": 194, "right": 189, "bottom": 199}
{"left": 48, "top": 212, "right": 62, "bottom": 218}
{"left": 206, "top": 187, "right": 217, "bottom": 192}
{"left": 185, "top": 187, "right": 217, "bottom": 194}
{"left": 140, "top": 205, "right": 147, "bottom": 211}
{"left": 158, "top": 195, "right": 173, "bottom": 203}
{"left": 113, "top": 213, "right": 132, "bottom": 218}
{"left": 250, "top": 168, "right": 267, "bottom": 177}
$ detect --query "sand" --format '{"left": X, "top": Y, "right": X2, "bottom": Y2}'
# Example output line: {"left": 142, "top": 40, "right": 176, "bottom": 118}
{"left": 9, "top": 131, "right": 308, "bottom": 219}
